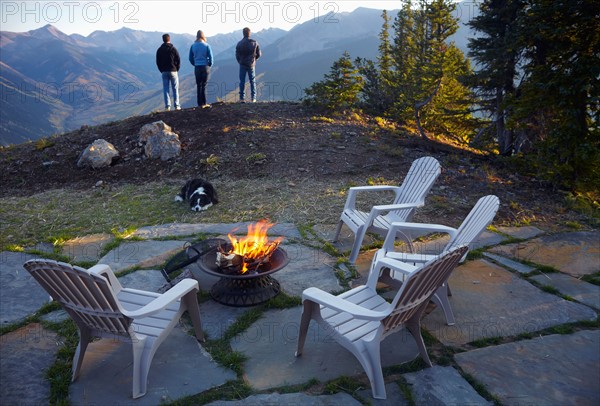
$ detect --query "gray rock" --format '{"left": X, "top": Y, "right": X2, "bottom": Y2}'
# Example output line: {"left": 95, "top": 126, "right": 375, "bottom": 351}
{"left": 61, "top": 233, "right": 115, "bottom": 262}
{"left": 490, "top": 231, "right": 600, "bottom": 276}
{"left": 97, "top": 240, "right": 187, "bottom": 273}
{"left": 117, "top": 269, "right": 168, "bottom": 292}
{"left": 0, "top": 251, "right": 50, "bottom": 324}
{"left": 231, "top": 307, "right": 419, "bottom": 391}
{"left": 77, "top": 139, "right": 119, "bottom": 169}
{"left": 483, "top": 252, "right": 536, "bottom": 274}
{"left": 357, "top": 382, "right": 409, "bottom": 405}
{"left": 403, "top": 366, "right": 491, "bottom": 405}
{"left": 455, "top": 330, "right": 600, "bottom": 405}
{"left": 206, "top": 392, "right": 362, "bottom": 405}
{"left": 133, "top": 222, "right": 302, "bottom": 240}
{"left": 144, "top": 130, "right": 181, "bottom": 160}
{"left": 422, "top": 259, "right": 597, "bottom": 346}
{"left": 138, "top": 120, "right": 172, "bottom": 144}
{"left": 0, "top": 323, "right": 59, "bottom": 405}
{"left": 276, "top": 243, "right": 342, "bottom": 297}
{"left": 531, "top": 272, "right": 600, "bottom": 310}
{"left": 138, "top": 120, "right": 181, "bottom": 160}
{"left": 69, "top": 325, "right": 236, "bottom": 404}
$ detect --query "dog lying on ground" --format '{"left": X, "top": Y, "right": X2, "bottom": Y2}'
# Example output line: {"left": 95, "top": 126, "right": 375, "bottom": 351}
{"left": 175, "top": 178, "right": 218, "bottom": 212}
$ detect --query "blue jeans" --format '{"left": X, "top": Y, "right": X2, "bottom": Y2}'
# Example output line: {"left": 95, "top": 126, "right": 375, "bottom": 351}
{"left": 239, "top": 65, "right": 256, "bottom": 101}
{"left": 194, "top": 65, "right": 211, "bottom": 106}
{"left": 161, "top": 71, "right": 180, "bottom": 109}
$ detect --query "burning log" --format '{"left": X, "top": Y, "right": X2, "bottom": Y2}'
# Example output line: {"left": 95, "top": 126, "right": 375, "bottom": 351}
{"left": 215, "top": 220, "right": 283, "bottom": 275}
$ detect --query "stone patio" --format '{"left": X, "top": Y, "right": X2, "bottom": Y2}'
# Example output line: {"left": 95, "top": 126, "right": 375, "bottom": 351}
{"left": 1, "top": 224, "right": 598, "bottom": 405}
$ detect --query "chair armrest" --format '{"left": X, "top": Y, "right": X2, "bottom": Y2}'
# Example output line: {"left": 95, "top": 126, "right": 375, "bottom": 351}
{"left": 302, "top": 287, "right": 387, "bottom": 320}
{"left": 363, "top": 203, "right": 424, "bottom": 232}
{"left": 344, "top": 185, "right": 401, "bottom": 210}
{"left": 382, "top": 222, "right": 458, "bottom": 253}
{"left": 123, "top": 279, "right": 199, "bottom": 319}
{"left": 88, "top": 264, "right": 124, "bottom": 292}
{"left": 373, "top": 257, "right": 420, "bottom": 276}
{"left": 371, "top": 202, "right": 424, "bottom": 214}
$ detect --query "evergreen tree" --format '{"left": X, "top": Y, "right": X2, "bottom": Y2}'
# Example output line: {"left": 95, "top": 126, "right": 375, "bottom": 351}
{"left": 468, "top": 0, "right": 524, "bottom": 155}
{"left": 512, "top": 0, "right": 599, "bottom": 187}
{"left": 390, "top": 0, "right": 472, "bottom": 140}
{"left": 303, "top": 51, "right": 363, "bottom": 112}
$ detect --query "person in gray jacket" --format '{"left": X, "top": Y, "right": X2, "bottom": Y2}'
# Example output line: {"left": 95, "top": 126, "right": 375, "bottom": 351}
{"left": 236, "top": 27, "right": 261, "bottom": 102}
{"left": 189, "top": 30, "right": 214, "bottom": 108}
{"left": 156, "top": 33, "right": 181, "bottom": 110}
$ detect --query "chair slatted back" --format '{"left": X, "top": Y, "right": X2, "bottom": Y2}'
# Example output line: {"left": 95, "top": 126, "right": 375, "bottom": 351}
{"left": 382, "top": 246, "right": 468, "bottom": 332}
{"left": 449, "top": 195, "right": 500, "bottom": 250}
{"left": 391, "top": 157, "right": 441, "bottom": 221}
{"left": 24, "top": 260, "right": 132, "bottom": 335}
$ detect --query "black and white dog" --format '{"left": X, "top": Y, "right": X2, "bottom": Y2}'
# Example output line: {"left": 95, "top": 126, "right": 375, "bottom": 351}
{"left": 175, "top": 178, "right": 218, "bottom": 212}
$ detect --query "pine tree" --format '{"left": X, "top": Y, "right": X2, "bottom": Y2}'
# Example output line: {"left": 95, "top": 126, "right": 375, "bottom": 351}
{"left": 303, "top": 51, "right": 363, "bottom": 112}
{"left": 468, "top": 0, "right": 524, "bottom": 155}
{"left": 512, "top": 0, "right": 599, "bottom": 187}
{"left": 390, "top": 0, "right": 471, "bottom": 140}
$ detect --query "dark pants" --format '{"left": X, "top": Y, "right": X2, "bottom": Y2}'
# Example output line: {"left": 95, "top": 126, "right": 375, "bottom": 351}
{"left": 194, "top": 65, "right": 211, "bottom": 106}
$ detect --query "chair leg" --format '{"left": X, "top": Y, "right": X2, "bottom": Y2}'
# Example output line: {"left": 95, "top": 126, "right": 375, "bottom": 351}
{"left": 183, "top": 291, "right": 205, "bottom": 342}
{"left": 363, "top": 340, "right": 387, "bottom": 399}
{"left": 332, "top": 220, "right": 344, "bottom": 242}
{"left": 348, "top": 226, "right": 367, "bottom": 264}
{"left": 131, "top": 335, "right": 147, "bottom": 399}
{"left": 295, "top": 300, "right": 315, "bottom": 357}
{"left": 432, "top": 284, "right": 455, "bottom": 326}
{"left": 71, "top": 327, "right": 91, "bottom": 382}
{"left": 407, "top": 303, "right": 433, "bottom": 367}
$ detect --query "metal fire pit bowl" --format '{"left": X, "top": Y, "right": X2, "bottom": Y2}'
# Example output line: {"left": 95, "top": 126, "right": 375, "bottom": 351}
{"left": 196, "top": 246, "right": 289, "bottom": 307}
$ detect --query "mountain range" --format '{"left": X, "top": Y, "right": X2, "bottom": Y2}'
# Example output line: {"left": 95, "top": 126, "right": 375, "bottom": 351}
{"left": 0, "top": 5, "right": 477, "bottom": 145}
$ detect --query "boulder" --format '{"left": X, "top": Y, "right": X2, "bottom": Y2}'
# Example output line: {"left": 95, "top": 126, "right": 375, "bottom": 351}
{"left": 138, "top": 121, "right": 181, "bottom": 161}
{"left": 77, "top": 139, "right": 119, "bottom": 169}
{"left": 138, "top": 120, "right": 173, "bottom": 145}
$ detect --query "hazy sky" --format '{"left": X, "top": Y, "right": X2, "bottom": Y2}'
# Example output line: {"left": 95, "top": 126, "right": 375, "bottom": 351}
{"left": 1, "top": 0, "right": 406, "bottom": 36}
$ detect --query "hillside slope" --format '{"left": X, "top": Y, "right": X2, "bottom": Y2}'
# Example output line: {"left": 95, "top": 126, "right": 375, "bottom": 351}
{"left": 0, "top": 102, "right": 590, "bottom": 231}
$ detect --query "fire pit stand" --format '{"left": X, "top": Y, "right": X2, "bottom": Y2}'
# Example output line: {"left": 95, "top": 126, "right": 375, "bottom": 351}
{"left": 196, "top": 246, "right": 289, "bottom": 307}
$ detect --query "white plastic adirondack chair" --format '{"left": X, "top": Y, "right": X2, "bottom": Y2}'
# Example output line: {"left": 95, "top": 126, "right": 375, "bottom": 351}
{"left": 333, "top": 156, "right": 441, "bottom": 263}
{"left": 373, "top": 195, "right": 500, "bottom": 325}
{"left": 295, "top": 245, "right": 468, "bottom": 400}
{"left": 23, "top": 259, "right": 204, "bottom": 399}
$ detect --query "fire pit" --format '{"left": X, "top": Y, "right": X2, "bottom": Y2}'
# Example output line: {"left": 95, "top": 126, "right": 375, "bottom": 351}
{"left": 195, "top": 221, "right": 290, "bottom": 306}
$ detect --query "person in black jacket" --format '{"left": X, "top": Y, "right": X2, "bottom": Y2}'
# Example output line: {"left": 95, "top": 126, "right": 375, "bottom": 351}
{"left": 235, "top": 27, "right": 261, "bottom": 102}
{"left": 156, "top": 33, "right": 181, "bottom": 111}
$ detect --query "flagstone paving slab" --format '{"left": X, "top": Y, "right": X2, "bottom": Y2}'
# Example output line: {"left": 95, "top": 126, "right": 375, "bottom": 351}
{"left": 490, "top": 231, "right": 600, "bottom": 276}
{"left": 482, "top": 252, "right": 535, "bottom": 274}
{"left": 198, "top": 300, "right": 251, "bottom": 340}
{"left": 69, "top": 325, "right": 236, "bottom": 405}
{"left": 356, "top": 382, "right": 409, "bottom": 405}
{"left": 421, "top": 259, "right": 597, "bottom": 346}
{"left": 275, "top": 243, "right": 341, "bottom": 297}
{"left": 0, "top": 251, "right": 49, "bottom": 324}
{"left": 402, "top": 366, "right": 491, "bottom": 406}
{"left": 117, "top": 269, "right": 167, "bottom": 292}
{"left": 0, "top": 323, "right": 58, "bottom": 406}
{"left": 206, "top": 392, "right": 362, "bottom": 405}
{"left": 97, "top": 240, "right": 187, "bottom": 272}
{"left": 455, "top": 330, "right": 600, "bottom": 405}
{"left": 133, "top": 222, "right": 302, "bottom": 240}
{"left": 231, "top": 307, "right": 419, "bottom": 391}
{"left": 61, "top": 233, "right": 115, "bottom": 262}
{"left": 495, "top": 226, "right": 545, "bottom": 240}
{"left": 530, "top": 272, "right": 600, "bottom": 310}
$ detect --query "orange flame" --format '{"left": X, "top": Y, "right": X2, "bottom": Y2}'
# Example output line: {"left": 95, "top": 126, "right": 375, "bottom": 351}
{"left": 227, "top": 220, "right": 283, "bottom": 273}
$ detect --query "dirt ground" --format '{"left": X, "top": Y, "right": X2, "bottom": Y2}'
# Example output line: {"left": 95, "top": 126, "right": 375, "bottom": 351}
{"left": 0, "top": 102, "right": 592, "bottom": 230}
